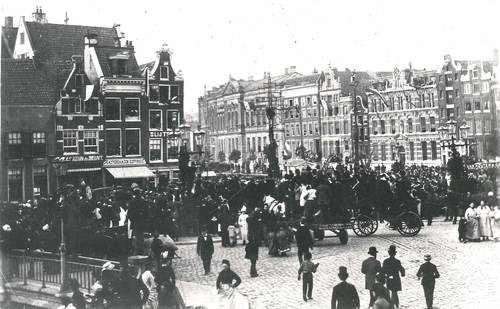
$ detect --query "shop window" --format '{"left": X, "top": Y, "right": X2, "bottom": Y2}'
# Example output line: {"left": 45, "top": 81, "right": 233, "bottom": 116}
{"left": 8, "top": 168, "right": 23, "bottom": 201}
{"left": 62, "top": 97, "right": 82, "bottom": 114}
{"left": 8, "top": 132, "right": 22, "bottom": 159}
{"left": 421, "top": 142, "right": 428, "bottom": 160}
{"left": 32, "top": 132, "right": 46, "bottom": 158}
{"left": 63, "top": 130, "right": 78, "bottom": 154}
{"left": 160, "top": 65, "right": 169, "bottom": 79}
{"left": 125, "top": 129, "right": 140, "bottom": 156}
{"left": 33, "top": 166, "right": 47, "bottom": 197}
{"left": 106, "top": 130, "right": 121, "bottom": 156}
{"left": 167, "top": 111, "right": 179, "bottom": 129}
{"left": 150, "top": 138, "right": 162, "bottom": 162}
{"left": 150, "top": 110, "right": 162, "bottom": 130}
{"left": 104, "top": 98, "right": 120, "bottom": 121}
{"left": 124, "top": 98, "right": 140, "bottom": 121}
{"left": 83, "top": 130, "right": 98, "bottom": 153}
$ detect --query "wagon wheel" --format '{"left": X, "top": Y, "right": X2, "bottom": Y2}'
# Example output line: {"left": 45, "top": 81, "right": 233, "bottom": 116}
{"left": 339, "top": 229, "right": 348, "bottom": 245}
{"left": 396, "top": 211, "right": 422, "bottom": 236}
{"left": 352, "top": 214, "right": 378, "bottom": 237}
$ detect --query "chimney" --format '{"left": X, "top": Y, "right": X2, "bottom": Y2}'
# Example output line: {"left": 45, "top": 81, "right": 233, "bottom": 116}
{"left": 32, "top": 6, "right": 47, "bottom": 23}
{"left": 289, "top": 66, "right": 296, "bottom": 74}
{"left": 5, "top": 16, "right": 13, "bottom": 28}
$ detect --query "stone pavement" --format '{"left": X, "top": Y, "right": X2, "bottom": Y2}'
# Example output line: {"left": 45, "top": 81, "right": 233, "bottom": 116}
{"left": 172, "top": 221, "right": 500, "bottom": 309}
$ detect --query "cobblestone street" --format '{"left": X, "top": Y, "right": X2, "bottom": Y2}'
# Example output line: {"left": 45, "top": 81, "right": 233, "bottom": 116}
{"left": 173, "top": 221, "right": 500, "bottom": 309}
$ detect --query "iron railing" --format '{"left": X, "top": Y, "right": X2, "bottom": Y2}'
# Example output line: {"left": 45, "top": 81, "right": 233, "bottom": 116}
{"left": 4, "top": 250, "right": 119, "bottom": 292}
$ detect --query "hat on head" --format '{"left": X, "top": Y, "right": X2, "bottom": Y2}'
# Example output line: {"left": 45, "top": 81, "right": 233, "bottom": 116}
{"left": 2, "top": 224, "right": 11, "bottom": 232}
{"left": 221, "top": 259, "right": 230, "bottom": 267}
{"left": 338, "top": 266, "right": 348, "bottom": 278}
{"left": 388, "top": 245, "right": 396, "bottom": 255}
{"left": 368, "top": 246, "right": 378, "bottom": 256}
{"left": 131, "top": 183, "right": 141, "bottom": 191}
{"left": 424, "top": 254, "right": 432, "bottom": 261}
{"left": 488, "top": 191, "right": 494, "bottom": 197}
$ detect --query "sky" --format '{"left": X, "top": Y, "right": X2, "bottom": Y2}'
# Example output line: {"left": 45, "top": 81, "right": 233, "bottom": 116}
{"left": 2, "top": 0, "right": 499, "bottom": 117}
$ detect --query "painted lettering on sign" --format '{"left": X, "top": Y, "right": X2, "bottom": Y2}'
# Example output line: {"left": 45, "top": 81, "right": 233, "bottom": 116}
{"left": 53, "top": 155, "right": 103, "bottom": 162}
{"left": 103, "top": 158, "right": 146, "bottom": 166}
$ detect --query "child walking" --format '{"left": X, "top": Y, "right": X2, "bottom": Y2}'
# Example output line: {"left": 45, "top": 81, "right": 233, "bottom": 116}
{"left": 297, "top": 251, "right": 319, "bottom": 301}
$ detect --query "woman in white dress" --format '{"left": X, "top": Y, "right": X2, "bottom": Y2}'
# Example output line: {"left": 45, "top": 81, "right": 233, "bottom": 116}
{"left": 141, "top": 262, "right": 159, "bottom": 309}
{"left": 477, "top": 200, "right": 492, "bottom": 241}
{"left": 464, "top": 202, "right": 480, "bottom": 241}
{"left": 238, "top": 207, "right": 249, "bottom": 245}
{"left": 490, "top": 205, "right": 500, "bottom": 241}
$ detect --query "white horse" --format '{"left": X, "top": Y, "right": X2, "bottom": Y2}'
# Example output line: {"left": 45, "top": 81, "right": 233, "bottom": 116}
{"left": 263, "top": 195, "right": 286, "bottom": 216}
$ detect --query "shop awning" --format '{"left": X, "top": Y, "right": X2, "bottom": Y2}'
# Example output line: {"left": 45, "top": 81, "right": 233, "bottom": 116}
{"left": 106, "top": 166, "right": 155, "bottom": 179}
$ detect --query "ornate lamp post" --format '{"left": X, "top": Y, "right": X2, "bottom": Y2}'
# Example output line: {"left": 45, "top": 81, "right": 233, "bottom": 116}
{"left": 459, "top": 123, "right": 471, "bottom": 156}
{"left": 193, "top": 128, "right": 206, "bottom": 175}
{"left": 438, "top": 125, "right": 449, "bottom": 165}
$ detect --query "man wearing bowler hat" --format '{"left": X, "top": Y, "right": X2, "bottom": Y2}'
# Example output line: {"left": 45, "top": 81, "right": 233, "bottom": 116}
{"left": 361, "top": 246, "right": 381, "bottom": 308}
{"left": 417, "top": 254, "right": 440, "bottom": 309}
{"left": 381, "top": 245, "right": 405, "bottom": 309}
{"left": 331, "top": 266, "right": 360, "bottom": 309}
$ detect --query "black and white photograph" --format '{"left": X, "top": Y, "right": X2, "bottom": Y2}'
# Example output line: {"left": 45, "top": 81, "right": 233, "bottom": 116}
{"left": 0, "top": 0, "right": 499, "bottom": 308}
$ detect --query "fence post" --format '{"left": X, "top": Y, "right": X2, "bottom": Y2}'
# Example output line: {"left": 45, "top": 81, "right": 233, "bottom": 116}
{"left": 22, "top": 252, "right": 27, "bottom": 286}
{"left": 41, "top": 260, "right": 46, "bottom": 289}
{"left": 87, "top": 263, "right": 92, "bottom": 293}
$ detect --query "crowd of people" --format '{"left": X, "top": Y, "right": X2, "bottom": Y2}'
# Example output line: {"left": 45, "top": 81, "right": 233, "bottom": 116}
{"left": 0, "top": 162, "right": 498, "bottom": 308}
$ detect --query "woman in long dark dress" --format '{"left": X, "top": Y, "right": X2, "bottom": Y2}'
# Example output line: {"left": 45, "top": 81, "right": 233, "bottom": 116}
{"left": 156, "top": 258, "right": 177, "bottom": 309}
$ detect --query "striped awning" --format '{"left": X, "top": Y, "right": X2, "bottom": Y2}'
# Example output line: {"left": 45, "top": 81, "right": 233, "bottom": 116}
{"left": 106, "top": 166, "right": 155, "bottom": 179}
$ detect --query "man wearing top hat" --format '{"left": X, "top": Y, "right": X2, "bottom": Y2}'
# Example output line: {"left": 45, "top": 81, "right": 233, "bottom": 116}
{"left": 381, "top": 245, "right": 405, "bottom": 309}
{"left": 331, "top": 266, "right": 360, "bottom": 309}
{"left": 417, "top": 254, "right": 440, "bottom": 309}
{"left": 361, "top": 246, "right": 381, "bottom": 308}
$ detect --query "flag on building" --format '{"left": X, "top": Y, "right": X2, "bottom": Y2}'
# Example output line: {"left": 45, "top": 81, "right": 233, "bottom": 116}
{"left": 321, "top": 99, "right": 329, "bottom": 111}
{"left": 283, "top": 142, "right": 292, "bottom": 160}
{"left": 243, "top": 100, "right": 250, "bottom": 111}
{"left": 367, "top": 88, "right": 389, "bottom": 108}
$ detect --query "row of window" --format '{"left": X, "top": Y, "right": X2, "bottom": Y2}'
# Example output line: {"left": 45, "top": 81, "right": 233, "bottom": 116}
{"left": 61, "top": 97, "right": 99, "bottom": 115}
{"left": 7, "top": 132, "right": 46, "bottom": 159}
{"left": 149, "top": 110, "right": 179, "bottom": 130}
{"left": 148, "top": 84, "right": 180, "bottom": 103}
{"left": 62, "top": 130, "right": 99, "bottom": 154}
{"left": 369, "top": 93, "right": 435, "bottom": 112}
{"left": 7, "top": 166, "right": 47, "bottom": 202}
{"left": 465, "top": 100, "right": 490, "bottom": 112}
{"left": 372, "top": 141, "right": 438, "bottom": 161}
{"left": 246, "top": 136, "right": 268, "bottom": 153}
{"left": 372, "top": 117, "right": 437, "bottom": 135}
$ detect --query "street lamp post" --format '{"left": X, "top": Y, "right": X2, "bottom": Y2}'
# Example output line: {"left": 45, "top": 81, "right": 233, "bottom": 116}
{"left": 193, "top": 127, "right": 206, "bottom": 176}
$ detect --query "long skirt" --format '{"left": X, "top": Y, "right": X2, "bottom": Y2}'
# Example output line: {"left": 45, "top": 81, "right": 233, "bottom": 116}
{"left": 465, "top": 218, "right": 480, "bottom": 240}
{"left": 491, "top": 217, "right": 500, "bottom": 239}
{"left": 277, "top": 230, "right": 290, "bottom": 253}
{"left": 218, "top": 284, "right": 250, "bottom": 309}
{"left": 240, "top": 225, "right": 248, "bottom": 243}
{"left": 267, "top": 231, "right": 278, "bottom": 256}
{"left": 478, "top": 215, "right": 493, "bottom": 237}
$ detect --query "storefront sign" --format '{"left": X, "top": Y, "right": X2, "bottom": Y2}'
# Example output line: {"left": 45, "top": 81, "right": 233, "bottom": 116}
{"left": 149, "top": 131, "right": 181, "bottom": 138}
{"left": 103, "top": 158, "right": 146, "bottom": 167}
{"left": 53, "top": 155, "right": 103, "bottom": 162}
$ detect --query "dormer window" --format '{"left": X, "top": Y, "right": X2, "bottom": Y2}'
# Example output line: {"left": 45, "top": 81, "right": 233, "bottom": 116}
{"left": 160, "top": 65, "right": 169, "bottom": 79}
{"left": 74, "top": 74, "right": 84, "bottom": 89}
{"left": 62, "top": 97, "right": 82, "bottom": 114}
{"left": 110, "top": 59, "right": 128, "bottom": 76}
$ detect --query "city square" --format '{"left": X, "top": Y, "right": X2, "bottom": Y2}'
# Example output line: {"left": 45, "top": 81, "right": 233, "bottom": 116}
{"left": 1, "top": 1, "right": 499, "bottom": 309}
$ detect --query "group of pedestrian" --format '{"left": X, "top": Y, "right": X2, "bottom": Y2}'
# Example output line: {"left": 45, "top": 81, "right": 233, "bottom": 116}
{"left": 463, "top": 196, "right": 500, "bottom": 242}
